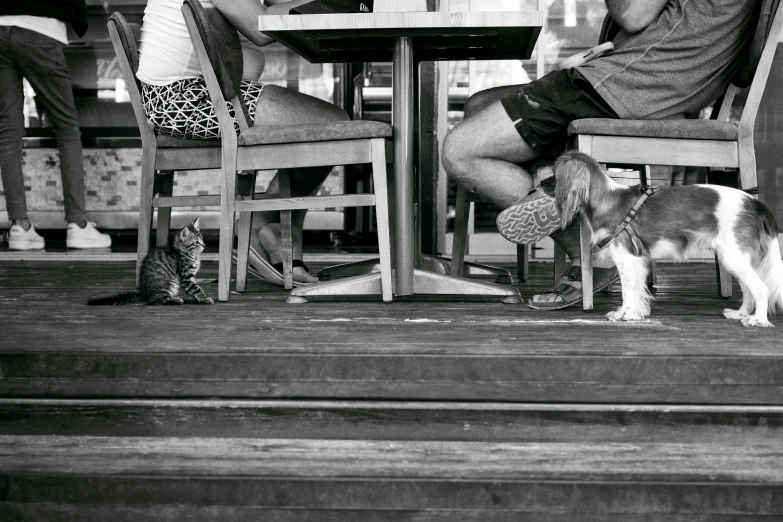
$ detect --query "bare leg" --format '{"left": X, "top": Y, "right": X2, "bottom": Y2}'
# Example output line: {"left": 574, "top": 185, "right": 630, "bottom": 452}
{"left": 246, "top": 84, "right": 349, "bottom": 283}
{"left": 443, "top": 102, "right": 538, "bottom": 207}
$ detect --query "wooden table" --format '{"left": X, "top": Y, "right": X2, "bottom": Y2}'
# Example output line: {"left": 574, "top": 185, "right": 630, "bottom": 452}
{"left": 259, "top": 10, "right": 543, "bottom": 301}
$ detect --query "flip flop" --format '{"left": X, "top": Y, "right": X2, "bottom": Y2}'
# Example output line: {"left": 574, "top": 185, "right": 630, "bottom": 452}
{"left": 528, "top": 266, "right": 620, "bottom": 310}
{"left": 232, "top": 247, "right": 314, "bottom": 287}
{"left": 496, "top": 189, "right": 561, "bottom": 245}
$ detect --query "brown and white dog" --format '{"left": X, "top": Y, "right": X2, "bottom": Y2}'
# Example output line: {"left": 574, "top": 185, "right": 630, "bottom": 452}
{"left": 554, "top": 151, "right": 783, "bottom": 327}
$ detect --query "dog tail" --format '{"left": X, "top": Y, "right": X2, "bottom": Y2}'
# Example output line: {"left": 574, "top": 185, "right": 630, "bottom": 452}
{"left": 758, "top": 235, "right": 783, "bottom": 314}
{"left": 87, "top": 290, "right": 143, "bottom": 306}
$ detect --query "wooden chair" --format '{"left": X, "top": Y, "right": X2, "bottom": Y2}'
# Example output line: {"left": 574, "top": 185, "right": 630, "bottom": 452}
{"left": 181, "top": 0, "right": 393, "bottom": 302}
{"left": 108, "top": 13, "right": 228, "bottom": 286}
{"left": 566, "top": 0, "right": 783, "bottom": 311}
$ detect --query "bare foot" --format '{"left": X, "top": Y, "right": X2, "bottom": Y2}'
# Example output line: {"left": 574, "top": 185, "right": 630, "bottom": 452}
{"left": 257, "top": 223, "right": 319, "bottom": 284}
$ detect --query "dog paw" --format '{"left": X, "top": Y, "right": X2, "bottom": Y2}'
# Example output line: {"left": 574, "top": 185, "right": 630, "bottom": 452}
{"left": 723, "top": 309, "right": 747, "bottom": 321}
{"left": 620, "top": 312, "right": 646, "bottom": 322}
{"left": 742, "top": 316, "right": 774, "bottom": 328}
{"left": 606, "top": 310, "right": 622, "bottom": 322}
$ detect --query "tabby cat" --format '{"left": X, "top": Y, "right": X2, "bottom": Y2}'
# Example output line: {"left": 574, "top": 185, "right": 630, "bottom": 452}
{"left": 88, "top": 218, "right": 213, "bottom": 305}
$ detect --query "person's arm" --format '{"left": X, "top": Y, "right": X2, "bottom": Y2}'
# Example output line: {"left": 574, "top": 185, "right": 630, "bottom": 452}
{"left": 605, "top": 0, "right": 669, "bottom": 34}
{"left": 211, "top": 0, "right": 297, "bottom": 47}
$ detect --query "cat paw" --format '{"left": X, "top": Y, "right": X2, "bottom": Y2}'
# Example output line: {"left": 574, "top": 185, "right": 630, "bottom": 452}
{"left": 168, "top": 297, "right": 185, "bottom": 305}
{"left": 200, "top": 297, "right": 214, "bottom": 305}
{"left": 742, "top": 315, "right": 774, "bottom": 328}
{"left": 723, "top": 309, "right": 747, "bottom": 321}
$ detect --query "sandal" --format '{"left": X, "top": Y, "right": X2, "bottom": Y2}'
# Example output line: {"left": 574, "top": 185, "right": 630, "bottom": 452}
{"left": 232, "top": 247, "right": 314, "bottom": 287}
{"left": 496, "top": 188, "right": 562, "bottom": 245}
{"left": 272, "top": 259, "right": 311, "bottom": 276}
{"left": 529, "top": 266, "right": 620, "bottom": 310}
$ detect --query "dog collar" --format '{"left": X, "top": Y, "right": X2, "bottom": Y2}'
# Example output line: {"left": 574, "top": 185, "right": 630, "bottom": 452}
{"left": 593, "top": 185, "right": 665, "bottom": 256}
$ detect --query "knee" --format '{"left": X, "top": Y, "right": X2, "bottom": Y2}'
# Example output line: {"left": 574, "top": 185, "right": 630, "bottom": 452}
{"left": 442, "top": 125, "right": 474, "bottom": 183}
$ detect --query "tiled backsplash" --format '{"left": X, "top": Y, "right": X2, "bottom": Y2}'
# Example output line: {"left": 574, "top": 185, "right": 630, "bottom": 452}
{"left": 0, "top": 148, "right": 344, "bottom": 227}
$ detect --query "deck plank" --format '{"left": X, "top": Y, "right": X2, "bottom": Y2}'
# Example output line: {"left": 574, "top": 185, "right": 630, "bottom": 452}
{"left": 2, "top": 399, "right": 782, "bottom": 443}
{"left": 2, "top": 435, "right": 782, "bottom": 482}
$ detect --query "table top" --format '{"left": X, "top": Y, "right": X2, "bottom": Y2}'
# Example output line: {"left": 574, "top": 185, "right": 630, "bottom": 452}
{"left": 258, "top": 11, "right": 544, "bottom": 62}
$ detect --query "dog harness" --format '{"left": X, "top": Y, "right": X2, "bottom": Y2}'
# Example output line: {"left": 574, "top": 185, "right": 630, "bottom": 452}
{"left": 593, "top": 185, "right": 665, "bottom": 256}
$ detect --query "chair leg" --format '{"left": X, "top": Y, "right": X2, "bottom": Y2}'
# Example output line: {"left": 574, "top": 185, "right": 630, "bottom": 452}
{"left": 278, "top": 171, "right": 294, "bottom": 291}
{"left": 235, "top": 172, "right": 256, "bottom": 293}
{"left": 154, "top": 171, "right": 174, "bottom": 247}
{"left": 218, "top": 152, "right": 238, "bottom": 303}
{"left": 647, "top": 260, "right": 657, "bottom": 288}
{"left": 554, "top": 242, "right": 567, "bottom": 285}
{"left": 517, "top": 243, "right": 529, "bottom": 283}
{"left": 640, "top": 165, "right": 651, "bottom": 186}
{"left": 580, "top": 219, "right": 594, "bottom": 311}
{"left": 137, "top": 147, "right": 156, "bottom": 287}
{"left": 371, "top": 138, "right": 394, "bottom": 302}
{"left": 716, "top": 254, "right": 733, "bottom": 298}
{"left": 450, "top": 186, "right": 470, "bottom": 277}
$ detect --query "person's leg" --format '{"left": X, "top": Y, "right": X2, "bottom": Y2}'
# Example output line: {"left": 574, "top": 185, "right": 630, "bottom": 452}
{"left": 460, "top": 84, "right": 582, "bottom": 257}
{"left": 15, "top": 28, "right": 87, "bottom": 227}
{"left": 249, "top": 84, "right": 350, "bottom": 282}
{"left": 442, "top": 101, "right": 538, "bottom": 207}
{"left": 444, "top": 70, "right": 620, "bottom": 307}
{"left": 0, "top": 28, "right": 29, "bottom": 228}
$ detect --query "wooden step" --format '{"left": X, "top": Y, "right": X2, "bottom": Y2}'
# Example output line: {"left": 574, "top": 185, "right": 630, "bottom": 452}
{"left": 2, "top": 435, "right": 781, "bottom": 521}
{"left": 2, "top": 341, "right": 781, "bottom": 403}
{"left": 2, "top": 400, "right": 783, "bottom": 444}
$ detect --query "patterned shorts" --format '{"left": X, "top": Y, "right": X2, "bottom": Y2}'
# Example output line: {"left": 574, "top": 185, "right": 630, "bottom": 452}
{"left": 141, "top": 77, "right": 264, "bottom": 140}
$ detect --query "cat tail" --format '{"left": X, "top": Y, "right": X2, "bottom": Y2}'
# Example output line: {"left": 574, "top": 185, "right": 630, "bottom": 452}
{"left": 87, "top": 291, "right": 143, "bottom": 306}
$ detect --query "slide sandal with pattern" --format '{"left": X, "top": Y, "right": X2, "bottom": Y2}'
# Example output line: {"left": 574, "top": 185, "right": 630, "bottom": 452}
{"left": 496, "top": 189, "right": 562, "bottom": 245}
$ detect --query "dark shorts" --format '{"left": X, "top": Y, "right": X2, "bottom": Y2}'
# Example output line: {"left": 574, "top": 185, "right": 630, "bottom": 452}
{"left": 500, "top": 68, "right": 617, "bottom": 153}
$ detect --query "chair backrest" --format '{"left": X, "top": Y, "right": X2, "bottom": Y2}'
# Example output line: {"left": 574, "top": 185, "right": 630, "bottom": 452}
{"left": 598, "top": 14, "right": 620, "bottom": 45}
{"left": 107, "top": 12, "right": 155, "bottom": 143}
{"left": 181, "top": 0, "right": 244, "bottom": 103}
{"left": 734, "top": 0, "right": 781, "bottom": 88}
{"left": 737, "top": 0, "right": 783, "bottom": 131}
{"left": 181, "top": 0, "right": 250, "bottom": 134}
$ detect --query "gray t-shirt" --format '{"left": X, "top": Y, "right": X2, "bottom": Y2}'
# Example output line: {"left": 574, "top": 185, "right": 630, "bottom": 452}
{"left": 576, "top": 0, "right": 758, "bottom": 119}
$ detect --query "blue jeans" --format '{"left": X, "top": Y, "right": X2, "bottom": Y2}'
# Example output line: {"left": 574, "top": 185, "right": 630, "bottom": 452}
{"left": 0, "top": 26, "right": 86, "bottom": 223}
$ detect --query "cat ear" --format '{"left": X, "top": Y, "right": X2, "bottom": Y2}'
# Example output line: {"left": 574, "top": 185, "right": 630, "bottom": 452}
{"left": 191, "top": 217, "right": 200, "bottom": 229}
{"left": 180, "top": 227, "right": 191, "bottom": 240}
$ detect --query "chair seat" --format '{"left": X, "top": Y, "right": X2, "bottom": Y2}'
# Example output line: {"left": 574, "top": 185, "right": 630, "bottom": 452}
{"left": 156, "top": 135, "right": 221, "bottom": 148}
{"left": 238, "top": 120, "right": 393, "bottom": 146}
{"left": 568, "top": 118, "right": 739, "bottom": 141}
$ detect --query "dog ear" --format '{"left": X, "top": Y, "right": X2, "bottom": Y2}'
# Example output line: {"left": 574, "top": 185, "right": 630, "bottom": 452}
{"left": 554, "top": 152, "right": 592, "bottom": 228}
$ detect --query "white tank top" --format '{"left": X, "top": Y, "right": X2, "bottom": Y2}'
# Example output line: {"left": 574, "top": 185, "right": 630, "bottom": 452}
{"left": 136, "top": 0, "right": 215, "bottom": 86}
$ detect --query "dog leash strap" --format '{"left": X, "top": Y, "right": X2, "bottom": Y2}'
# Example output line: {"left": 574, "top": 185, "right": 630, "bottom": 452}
{"left": 593, "top": 185, "right": 664, "bottom": 255}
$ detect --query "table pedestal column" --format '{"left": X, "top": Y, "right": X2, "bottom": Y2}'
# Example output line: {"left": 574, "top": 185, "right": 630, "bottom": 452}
{"left": 393, "top": 37, "right": 416, "bottom": 296}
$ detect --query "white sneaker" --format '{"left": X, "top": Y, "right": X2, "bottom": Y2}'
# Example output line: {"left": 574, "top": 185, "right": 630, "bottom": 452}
{"left": 8, "top": 224, "right": 45, "bottom": 251}
{"left": 66, "top": 221, "right": 112, "bottom": 249}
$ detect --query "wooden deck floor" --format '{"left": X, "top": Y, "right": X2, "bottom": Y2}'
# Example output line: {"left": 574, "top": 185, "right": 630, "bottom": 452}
{"left": 2, "top": 259, "right": 783, "bottom": 520}
{"left": 1, "top": 259, "right": 781, "bottom": 403}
